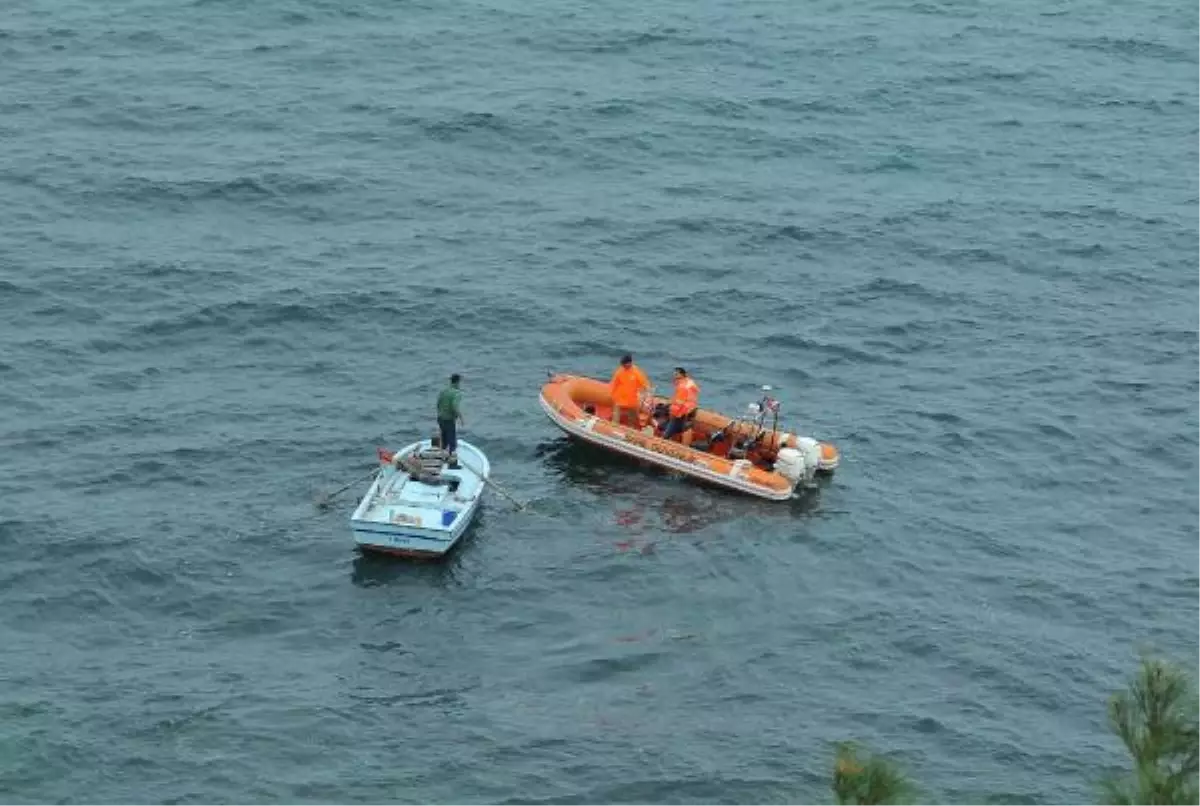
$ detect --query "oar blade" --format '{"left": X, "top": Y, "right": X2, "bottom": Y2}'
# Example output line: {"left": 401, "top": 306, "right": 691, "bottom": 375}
{"left": 313, "top": 466, "right": 379, "bottom": 511}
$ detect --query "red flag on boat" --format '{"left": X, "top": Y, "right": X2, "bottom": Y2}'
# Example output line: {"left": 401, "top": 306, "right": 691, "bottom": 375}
{"left": 377, "top": 447, "right": 394, "bottom": 464}
{"left": 764, "top": 397, "right": 780, "bottom": 413}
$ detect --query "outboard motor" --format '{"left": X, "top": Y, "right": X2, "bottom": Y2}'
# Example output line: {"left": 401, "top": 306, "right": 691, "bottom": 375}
{"left": 774, "top": 447, "right": 808, "bottom": 485}
{"left": 794, "top": 437, "right": 822, "bottom": 480}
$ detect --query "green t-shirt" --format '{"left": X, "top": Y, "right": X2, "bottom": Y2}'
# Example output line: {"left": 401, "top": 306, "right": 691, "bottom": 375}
{"left": 436, "top": 385, "right": 462, "bottom": 421}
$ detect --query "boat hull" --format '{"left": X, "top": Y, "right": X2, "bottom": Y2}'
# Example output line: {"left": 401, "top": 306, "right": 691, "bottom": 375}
{"left": 540, "top": 375, "right": 824, "bottom": 500}
{"left": 349, "top": 439, "right": 489, "bottom": 559}
{"left": 351, "top": 516, "right": 475, "bottom": 558}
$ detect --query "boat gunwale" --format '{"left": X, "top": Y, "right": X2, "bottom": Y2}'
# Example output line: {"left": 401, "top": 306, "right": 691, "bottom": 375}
{"left": 538, "top": 389, "right": 796, "bottom": 501}
{"left": 351, "top": 439, "right": 490, "bottom": 530}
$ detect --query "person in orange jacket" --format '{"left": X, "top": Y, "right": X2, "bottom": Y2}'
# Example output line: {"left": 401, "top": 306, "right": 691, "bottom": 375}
{"left": 609, "top": 353, "right": 652, "bottom": 427}
{"left": 661, "top": 366, "right": 700, "bottom": 445}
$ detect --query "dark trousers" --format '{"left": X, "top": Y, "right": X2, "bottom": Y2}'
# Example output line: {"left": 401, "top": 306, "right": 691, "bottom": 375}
{"left": 438, "top": 418, "right": 458, "bottom": 453}
{"left": 662, "top": 413, "right": 694, "bottom": 441}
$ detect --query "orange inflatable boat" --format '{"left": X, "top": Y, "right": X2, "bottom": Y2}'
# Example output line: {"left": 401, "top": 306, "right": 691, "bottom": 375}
{"left": 539, "top": 374, "right": 839, "bottom": 500}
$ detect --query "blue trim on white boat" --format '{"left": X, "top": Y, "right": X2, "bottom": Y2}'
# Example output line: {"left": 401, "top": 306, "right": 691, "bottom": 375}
{"left": 351, "top": 527, "right": 454, "bottom": 542}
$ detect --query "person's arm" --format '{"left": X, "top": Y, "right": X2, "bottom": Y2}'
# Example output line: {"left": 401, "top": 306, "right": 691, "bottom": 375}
{"left": 456, "top": 391, "right": 465, "bottom": 426}
{"left": 637, "top": 368, "right": 653, "bottom": 406}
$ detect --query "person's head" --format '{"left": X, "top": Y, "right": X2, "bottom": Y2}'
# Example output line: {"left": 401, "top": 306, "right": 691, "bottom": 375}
{"left": 450, "top": 373, "right": 461, "bottom": 386}
{"left": 674, "top": 366, "right": 687, "bottom": 380}
{"left": 620, "top": 354, "right": 633, "bottom": 368}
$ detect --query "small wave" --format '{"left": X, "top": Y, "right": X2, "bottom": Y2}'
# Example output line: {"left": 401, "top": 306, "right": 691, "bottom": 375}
{"left": 861, "top": 152, "right": 921, "bottom": 173}
{"left": 942, "top": 246, "right": 1013, "bottom": 267}
{"left": 1094, "top": 378, "right": 1154, "bottom": 394}
{"left": 100, "top": 173, "right": 348, "bottom": 207}
{"left": 551, "top": 29, "right": 671, "bottom": 54}
{"left": 130, "top": 301, "right": 287, "bottom": 338}
{"left": 1142, "top": 327, "right": 1198, "bottom": 348}
{"left": 542, "top": 26, "right": 739, "bottom": 56}
{"left": 919, "top": 66, "right": 1046, "bottom": 88}
{"left": 0, "top": 168, "right": 72, "bottom": 197}
{"left": 131, "top": 289, "right": 432, "bottom": 341}
{"left": 562, "top": 215, "right": 615, "bottom": 230}
{"left": 654, "top": 215, "right": 739, "bottom": 235}
{"left": 878, "top": 200, "right": 959, "bottom": 226}
{"left": 864, "top": 331, "right": 932, "bottom": 358}
{"left": 421, "top": 111, "right": 510, "bottom": 142}
{"left": 1063, "top": 35, "right": 1195, "bottom": 63}
{"left": 554, "top": 776, "right": 793, "bottom": 806}
{"left": 907, "top": 0, "right": 979, "bottom": 16}
{"left": 86, "top": 337, "right": 140, "bottom": 355}
{"left": 1057, "top": 242, "right": 1107, "bottom": 258}
{"left": 1038, "top": 206, "right": 1124, "bottom": 224}
{"left": 1035, "top": 422, "right": 1078, "bottom": 441}
{"left": 10, "top": 337, "right": 83, "bottom": 362}
{"left": 542, "top": 337, "right": 632, "bottom": 362}
{"left": 666, "top": 286, "right": 761, "bottom": 307}
{"left": 84, "top": 458, "right": 196, "bottom": 490}
{"left": 124, "top": 260, "right": 241, "bottom": 284}
{"left": 0, "top": 279, "right": 43, "bottom": 312}
{"left": 760, "top": 334, "right": 903, "bottom": 367}
{"left": 347, "top": 684, "right": 476, "bottom": 709}
{"left": 82, "top": 100, "right": 212, "bottom": 133}
{"left": 249, "top": 42, "right": 283, "bottom": 53}
{"left": 591, "top": 99, "right": 638, "bottom": 117}
{"left": 756, "top": 96, "right": 854, "bottom": 115}
{"left": 193, "top": 611, "right": 294, "bottom": 639}
{"left": 1097, "top": 97, "right": 1182, "bottom": 114}
{"left": 0, "top": 518, "right": 28, "bottom": 543}
{"left": 124, "top": 29, "right": 185, "bottom": 50}
{"left": 845, "top": 277, "right": 968, "bottom": 307}
{"left": 914, "top": 410, "right": 967, "bottom": 427}
{"left": 129, "top": 292, "right": 350, "bottom": 340}
{"left": 660, "top": 183, "right": 710, "bottom": 198}
{"left": 657, "top": 217, "right": 840, "bottom": 250}
{"left": 555, "top": 650, "right": 668, "bottom": 683}
{"left": 90, "top": 370, "right": 146, "bottom": 392}
{"left": 30, "top": 301, "right": 103, "bottom": 323}
{"left": 692, "top": 97, "right": 754, "bottom": 120}
{"left": 764, "top": 224, "right": 820, "bottom": 243}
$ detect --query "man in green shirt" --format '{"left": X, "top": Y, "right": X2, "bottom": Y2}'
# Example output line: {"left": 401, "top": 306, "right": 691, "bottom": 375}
{"left": 436, "top": 373, "right": 464, "bottom": 457}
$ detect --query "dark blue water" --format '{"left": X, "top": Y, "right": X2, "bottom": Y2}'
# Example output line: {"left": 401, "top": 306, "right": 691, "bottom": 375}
{"left": 1, "top": 0, "right": 1197, "bottom": 802}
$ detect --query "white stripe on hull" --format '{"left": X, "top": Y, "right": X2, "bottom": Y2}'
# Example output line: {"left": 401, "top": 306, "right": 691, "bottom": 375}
{"left": 539, "top": 395, "right": 794, "bottom": 501}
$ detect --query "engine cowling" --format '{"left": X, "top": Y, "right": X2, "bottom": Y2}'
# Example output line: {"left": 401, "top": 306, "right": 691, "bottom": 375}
{"left": 774, "top": 447, "right": 807, "bottom": 484}
{"left": 794, "top": 437, "right": 822, "bottom": 478}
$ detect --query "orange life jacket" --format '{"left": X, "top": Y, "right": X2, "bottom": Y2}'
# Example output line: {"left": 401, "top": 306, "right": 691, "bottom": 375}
{"left": 669, "top": 377, "right": 699, "bottom": 418}
{"left": 610, "top": 364, "right": 650, "bottom": 408}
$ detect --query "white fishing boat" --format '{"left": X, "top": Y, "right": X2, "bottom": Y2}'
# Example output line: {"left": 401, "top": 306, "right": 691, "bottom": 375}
{"left": 350, "top": 439, "right": 489, "bottom": 559}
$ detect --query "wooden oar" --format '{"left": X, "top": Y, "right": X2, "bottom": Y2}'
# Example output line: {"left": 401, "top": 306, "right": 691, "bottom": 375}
{"left": 315, "top": 466, "right": 379, "bottom": 510}
{"left": 455, "top": 456, "right": 528, "bottom": 511}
